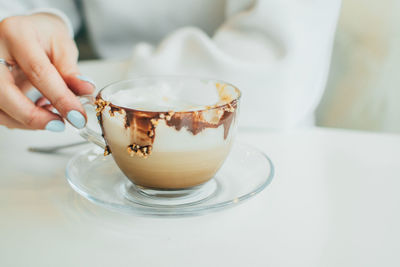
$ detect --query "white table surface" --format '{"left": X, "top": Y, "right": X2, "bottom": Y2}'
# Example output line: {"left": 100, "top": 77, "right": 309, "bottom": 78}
{"left": 1, "top": 61, "right": 400, "bottom": 267}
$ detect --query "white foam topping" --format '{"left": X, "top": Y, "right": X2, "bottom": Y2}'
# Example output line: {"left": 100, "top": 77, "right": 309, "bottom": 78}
{"left": 106, "top": 81, "right": 224, "bottom": 111}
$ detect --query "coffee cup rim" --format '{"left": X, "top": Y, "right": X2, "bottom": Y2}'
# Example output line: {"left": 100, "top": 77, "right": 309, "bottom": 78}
{"left": 96, "top": 75, "right": 241, "bottom": 114}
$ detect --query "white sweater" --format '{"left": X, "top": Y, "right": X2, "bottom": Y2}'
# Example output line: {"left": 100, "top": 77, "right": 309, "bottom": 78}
{"left": 0, "top": 0, "right": 341, "bottom": 129}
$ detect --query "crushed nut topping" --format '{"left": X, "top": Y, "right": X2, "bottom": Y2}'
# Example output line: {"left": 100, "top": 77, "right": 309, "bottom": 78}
{"left": 95, "top": 98, "right": 110, "bottom": 117}
{"left": 104, "top": 145, "right": 111, "bottom": 156}
{"left": 150, "top": 118, "right": 159, "bottom": 126}
{"left": 223, "top": 103, "right": 235, "bottom": 113}
{"left": 127, "top": 143, "right": 152, "bottom": 158}
{"left": 216, "top": 82, "right": 233, "bottom": 104}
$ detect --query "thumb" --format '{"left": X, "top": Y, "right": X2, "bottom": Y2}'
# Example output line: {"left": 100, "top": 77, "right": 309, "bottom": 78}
{"left": 51, "top": 37, "right": 95, "bottom": 95}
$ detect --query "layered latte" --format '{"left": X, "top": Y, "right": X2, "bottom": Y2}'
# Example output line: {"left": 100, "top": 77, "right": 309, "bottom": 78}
{"left": 95, "top": 78, "right": 240, "bottom": 189}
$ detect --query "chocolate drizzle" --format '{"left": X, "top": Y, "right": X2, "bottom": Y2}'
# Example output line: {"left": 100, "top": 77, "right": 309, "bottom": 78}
{"left": 109, "top": 106, "right": 122, "bottom": 116}
{"left": 95, "top": 97, "right": 109, "bottom": 154}
{"left": 95, "top": 85, "right": 239, "bottom": 158}
{"left": 163, "top": 101, "right": 237, "bottom": 139}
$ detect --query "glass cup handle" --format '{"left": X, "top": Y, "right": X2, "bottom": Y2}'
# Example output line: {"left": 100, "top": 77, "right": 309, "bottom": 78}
{"left": 78, "top": 95, "right": 106, "bottom": 149}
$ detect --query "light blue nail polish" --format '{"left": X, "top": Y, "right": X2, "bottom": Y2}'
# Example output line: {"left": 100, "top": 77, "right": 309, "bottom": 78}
{"left": 67, "top": 110, "right": 86, "bottom": 129}
{"left": 76, "top": 75, "right": 96, "bottom": 87}
{"left": 45, "top": 120, "right": 65, "bottom": 132}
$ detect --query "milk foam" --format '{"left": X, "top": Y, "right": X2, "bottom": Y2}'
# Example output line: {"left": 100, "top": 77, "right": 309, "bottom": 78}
{"left": 107, "top": 81, "right": 221, "bottom": 111}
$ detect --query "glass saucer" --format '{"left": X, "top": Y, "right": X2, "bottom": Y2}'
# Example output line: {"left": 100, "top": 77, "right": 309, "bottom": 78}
{"left": 65, "top": 143, "right": 274, "bottom": 216}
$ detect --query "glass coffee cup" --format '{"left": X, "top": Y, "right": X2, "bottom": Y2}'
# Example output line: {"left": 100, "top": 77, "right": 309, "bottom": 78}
{"left": 79, "top": 76, "right": 241, "bottom": 200}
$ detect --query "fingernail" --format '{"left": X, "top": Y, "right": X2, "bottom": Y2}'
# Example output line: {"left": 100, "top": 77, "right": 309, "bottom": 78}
{"left": 45, "top": 120, "right": 65, "bottom": 132}
{"left": 67, "top": 110, "right": 86, "bottom": 129}
{"left": 76, "top": 75, "right": 96, "bottom": 87}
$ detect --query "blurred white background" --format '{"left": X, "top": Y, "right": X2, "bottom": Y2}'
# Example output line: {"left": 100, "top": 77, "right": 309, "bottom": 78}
{"left": 71, "top": 0, "right": 400, "bottom": 134}
{"left": 317, "top": 0, "right": 400, "bottom": 133}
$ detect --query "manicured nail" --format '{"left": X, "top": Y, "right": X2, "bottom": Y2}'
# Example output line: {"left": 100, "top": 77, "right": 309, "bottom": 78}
{"left": 45, "top": 120, "right": 65, "bottom": 132}
{"left": 76, "top": 75, "right": 96, "bottom": 87}
{"left": 67, "top": 110, "right": 86, "bottom": 129}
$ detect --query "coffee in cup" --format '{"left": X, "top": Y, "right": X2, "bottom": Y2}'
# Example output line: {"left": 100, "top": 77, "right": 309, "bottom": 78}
{"left": 81, "top": 77, "right": 241, "bottom": 190}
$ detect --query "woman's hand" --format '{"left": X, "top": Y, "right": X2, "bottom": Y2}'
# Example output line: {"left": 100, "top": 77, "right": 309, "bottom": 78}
{"left": 0, "top": 13, "right": 94, "bottom": 131}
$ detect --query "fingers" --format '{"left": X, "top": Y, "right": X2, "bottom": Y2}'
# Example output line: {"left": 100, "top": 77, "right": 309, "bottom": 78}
{"left": 35, "top": 97, "right": 55, "bottom": 112}
{"left": 12, "top": 65, "right": 32, "bottom": 93}
{"left": 9, "top": 37, "right": 87, "bottom": 129}
{"left": 0, "top": 15, "right": 94, "bottom": 130}
{"left": 0, "top": 110, "right": 31, "bottom": 130}
{"left": 65, "top": 74, "right": 96, "bottom": 96}
{"left": 51, "top": 37, "right": 95, "bottom": 95}
{"left": 0, "top": 74, "right": 65, "bottom": 131}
